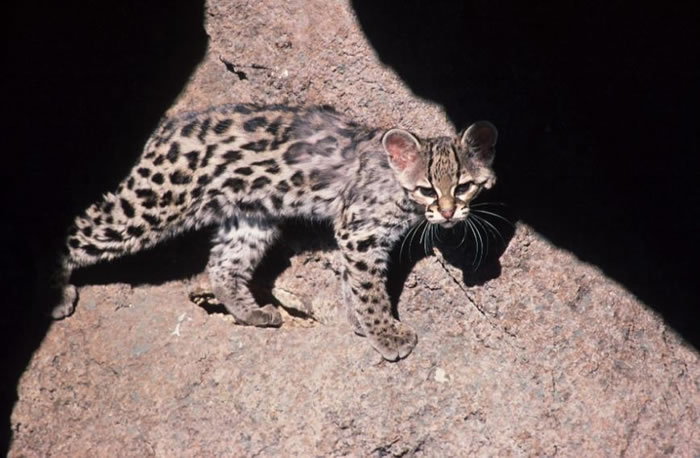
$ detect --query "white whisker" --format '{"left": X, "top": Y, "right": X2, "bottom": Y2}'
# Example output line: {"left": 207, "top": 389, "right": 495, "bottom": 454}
{"left": 471, "top": 209, "right": 514, "bottom": 227}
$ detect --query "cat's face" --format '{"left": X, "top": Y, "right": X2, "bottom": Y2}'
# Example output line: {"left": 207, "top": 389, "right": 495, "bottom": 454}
{"left": 383, "top": 121, "right": 497, "bottom": 228}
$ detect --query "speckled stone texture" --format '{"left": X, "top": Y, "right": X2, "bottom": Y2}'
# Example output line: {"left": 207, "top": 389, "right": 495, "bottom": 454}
{"left": 9, "top": 0, "right": 699, "bottom": 456}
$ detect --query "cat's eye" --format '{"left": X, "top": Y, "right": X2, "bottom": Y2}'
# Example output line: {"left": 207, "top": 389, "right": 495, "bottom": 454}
{"left": 417, "top": 186, "right": 437, "bottom": 198}
{"left": 454, "top": 183, "right": 473, "bottom": 195}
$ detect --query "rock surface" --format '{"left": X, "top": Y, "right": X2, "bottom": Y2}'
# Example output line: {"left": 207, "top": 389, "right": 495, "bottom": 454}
{"left": 9, "top": 0, "right": 698, "bottom": 456}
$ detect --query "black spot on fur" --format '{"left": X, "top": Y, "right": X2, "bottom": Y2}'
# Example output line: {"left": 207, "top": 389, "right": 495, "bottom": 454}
{"left": 127, "top": 225, "right": 145, "bottom": 237}
{"left": 238, "top": 201, "right": 268, "bottom": 214}
{"left": 142, "top": 213, "right": 161, "bottom": 227}
{"left": 81, "top": 226, "right": 92, "bottom": 237}
{"left": 214, "top": 119, "right": 233, "bottom": 134}
{"left": 356, "top": 236, "right": 377, "bottom": 252}
{"left": 184, "top": 151, "right": 199, "bottom": 170}
{"left": 120, "top": 198, "right": 135, "bottom": 218}
{"left": 102, "top": 201, "right": 114, "bottom": 213}
{"left": 197, "top": 118, "right": 211, "bottom": 142}
{"left": 276, "top": 180, "right": 290, "bottom": 193}
{"left": 222, "top": 136, "right": 236, "bottom": 144}
{"left": 103, "top": 228, "right": 123, "bottom": 241}
{"left": 283, "top": 142, "right": 310, "bottom": 165}
{"left": 310, "top": 181, "right": 329, "bottom": 191}
{"left": 69, "top": 226, "right": 78, "bottom": 236}
{"left": 197, "top": 174, "right": 211, "bottom": 186}
{"left": 167, "top": 142, "right": 180, "bottom": 163}
{"left": 336, "top": 128, "right": 356, "bottom": 138}
{"left": 151, "top": 173, "right": 164, "bottom": 185}
{"left": 360, "top": 281, "right": 373, "bottom": 290}
{"left": 176, "top": 192, "right": 187, "bottom": 206}
{"left": 141, "top": 200, "right": 157, "bottom": 210}
{"left": 181, "top": 120, "right": 198, "bottom": 137}
{"left": 160, "top": 191, "right": 172, "bottom": 207}
{"left": 251, "top": 176, "right": 271, "bottom": 190}
{"left": 83, "top": 244, "right": 101, "bottom": 256}
{"left": 223, "top": 149, "right": 243, "bottom": 162}
{"left": 137, "top": 167, "right": 151, "bottom": 178}
{"left": 315, "top": 136, "right": 339, "bottom": 156}
{"left": 241, "top": 140, "right": 269, "bottom": 152}
{"left": 153, "top": 155, "right": 165, "bottom": 166}
{"left": 266, "top": 118, "right": 281, "bottom": 135}
{"left": 290, "top": 170, "right": 304, "bottom": 186}
{"left": 234, "top": 167, "right": 254, "bottom": 176}
{"left": 135, "top": 188, "right": 157, "bottom": 200}
{"left": 204, "top": 199, "right": 221, "bottom": 213}
{"left": 213, "top": 164, "right": 228, "bottom": 177}
{"left": 270, "top": 195, "right": 283, "bottom": 210}
{"left": 68, "top": 238, "right": 80, "bottom": 248}
{"left": 243, "top": 116, "right": 267, "bottom": 132}
{"left": 127, "top": 177, "right": 135, "bottom": 189}
{"left": 191, "top": 187, "right": 202, "bottom": 199}
{"left": 170, "top": 170, "right": 192, "bottom": 185}
{"left": 234, "top": 104, "right": 253, "bottom": 114}
{"left": 266, "top": 164, "right": 281, "bottom": 174}
{"left": 201, "top": 144, "right": 217, "bottom": 167}
{"left": 223, "top": 178, "right": 246, "bottom": 192}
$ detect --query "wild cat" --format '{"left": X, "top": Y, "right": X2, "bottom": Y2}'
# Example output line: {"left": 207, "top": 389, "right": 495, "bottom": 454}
{"left": 52, "top": 104, "right": 497, "bottom": 361}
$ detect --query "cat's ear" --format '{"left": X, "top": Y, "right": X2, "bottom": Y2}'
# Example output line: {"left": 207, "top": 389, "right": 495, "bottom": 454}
{"left": 382, "top": 129, "right": 422, "bottom": 171}
{"left": 461, "top": 121, "right": 497, "bottom": 165}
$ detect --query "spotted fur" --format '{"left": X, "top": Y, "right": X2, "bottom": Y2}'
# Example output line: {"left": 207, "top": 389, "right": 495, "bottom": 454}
{"left": 52, "top": 104, "right": 497, "bottom": 361}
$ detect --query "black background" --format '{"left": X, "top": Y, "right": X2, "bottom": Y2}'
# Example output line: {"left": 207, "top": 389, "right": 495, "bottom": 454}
{"left": 2, "top": 0, "right": 698, "bottom": 452}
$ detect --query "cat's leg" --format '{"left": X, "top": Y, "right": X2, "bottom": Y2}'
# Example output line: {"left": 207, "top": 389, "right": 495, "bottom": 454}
{"left": 207, "top": 216, "right": 283, "bottom": 327}
{"left": 335, "top": 223, "right": 417, "bottom": 361}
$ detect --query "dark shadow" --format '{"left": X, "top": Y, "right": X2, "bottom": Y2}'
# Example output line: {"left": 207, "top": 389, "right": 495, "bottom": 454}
{"left": 1, "top": 1, "right": 207, "bottom": 451}
{"left": 352, "top": 1, "right": 699, "bottom": 348}
{"left": 71, "top": 230, "right": 212, "bottom": 287}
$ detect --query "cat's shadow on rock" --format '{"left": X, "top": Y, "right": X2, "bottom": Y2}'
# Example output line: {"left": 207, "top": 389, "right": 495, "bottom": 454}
{"left": 72, "top": 214, "right": 514, "bottom": 319}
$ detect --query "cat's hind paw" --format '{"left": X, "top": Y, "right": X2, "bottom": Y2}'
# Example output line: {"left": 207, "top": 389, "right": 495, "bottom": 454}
{"left": 236, "top": 304, "right": 283, "bottom": 328}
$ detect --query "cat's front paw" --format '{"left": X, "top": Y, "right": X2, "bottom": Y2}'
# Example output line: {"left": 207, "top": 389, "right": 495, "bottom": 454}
{"left": 367, "top": 320, "right": 417, "bottom": 361}
{"left": 51, "top": 284, "right": 78, "bottom": 319}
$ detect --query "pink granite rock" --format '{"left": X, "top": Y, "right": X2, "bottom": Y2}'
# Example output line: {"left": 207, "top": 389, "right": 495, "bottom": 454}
{"left": 9, "top": 1, "right": 698, "bottom": 455}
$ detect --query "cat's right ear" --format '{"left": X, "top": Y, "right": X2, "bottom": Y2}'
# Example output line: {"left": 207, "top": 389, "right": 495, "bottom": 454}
{"left": 382, "top": 129, "right": 422, "bottom": 171}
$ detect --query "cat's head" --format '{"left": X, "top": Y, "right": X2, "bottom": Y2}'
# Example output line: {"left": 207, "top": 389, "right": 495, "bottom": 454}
{"left": 382, "top": 121, "right": 497, "bottom": 228}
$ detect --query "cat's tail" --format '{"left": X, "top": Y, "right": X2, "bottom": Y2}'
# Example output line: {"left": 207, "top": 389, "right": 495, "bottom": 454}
{"left": 63, "top": 191, "right": 146, "bottom": 270}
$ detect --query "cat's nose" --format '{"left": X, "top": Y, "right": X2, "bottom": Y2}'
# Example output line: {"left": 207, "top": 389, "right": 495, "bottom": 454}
{"left": 440, "top": 208, "right": 455, "bottom": 219}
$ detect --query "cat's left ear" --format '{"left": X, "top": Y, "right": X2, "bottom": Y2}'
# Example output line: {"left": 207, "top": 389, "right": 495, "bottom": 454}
{"left": 382, "top": 129, "right": 422, "bottom": 172}
{"left": 460, "top": 121, "right": 498, "bottom": 165}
